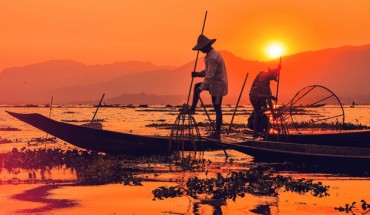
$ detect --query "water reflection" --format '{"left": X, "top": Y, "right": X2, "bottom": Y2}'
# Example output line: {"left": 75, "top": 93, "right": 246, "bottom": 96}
{"left": 11, "top": 184, "right": 78, "bottom": 214}
{"left": 0, "top": 148, "right": 369, "bottom": 214}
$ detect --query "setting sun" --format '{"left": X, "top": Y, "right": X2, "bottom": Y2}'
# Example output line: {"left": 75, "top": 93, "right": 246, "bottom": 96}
{"left": 265, "top": 43, "right": 286, "bottom": 59}
{"left": 268, "top": 45, "right": 282, "bottom": 58}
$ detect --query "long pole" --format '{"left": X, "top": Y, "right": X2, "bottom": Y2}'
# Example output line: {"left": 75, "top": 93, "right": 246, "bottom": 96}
{"left": 48, "top": 96, "right": 53, "bottom": 119}
{"left": 91, "top": 93, "right": 105, "bottom": 123}
{"left": 199, "top": 97, "right": 228, "bottom": 158}
{"left": 275, "top": 57, "right": 282, "bottom": 141}
{"left": 45, "top": 96, "right": 53, "bottom": 147}
{"left": 227, "top": 72, "right": 249, "bottom": 135}
{"left": 186, "top": 11, "right": 208, "bottom": 106}
{"left": 275, "top": 57, "right": 282, "bottom": 105}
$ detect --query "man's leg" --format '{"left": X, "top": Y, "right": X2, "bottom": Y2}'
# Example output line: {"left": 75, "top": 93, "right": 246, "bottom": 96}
{"left": 251, "top": 99, "right": 262, "bottom": 137}
{"left": 252, "top": 109, "right": 260, "bottom": 137}
{"left": 212, "top": 96, "right": 223, "bottom": 136}
{"left": 190, "top": 82, "right": 202, "bottom": 113}
{"left": 252, "top": 98, "right": 268, "bottom": 137}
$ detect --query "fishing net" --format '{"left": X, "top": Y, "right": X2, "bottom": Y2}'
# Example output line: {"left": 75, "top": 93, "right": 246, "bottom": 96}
{"left": 285, "top": 85, "right": 345, "bottom": 133}
{"left": 169, "top": 104, "right": 203, "bottom": 158}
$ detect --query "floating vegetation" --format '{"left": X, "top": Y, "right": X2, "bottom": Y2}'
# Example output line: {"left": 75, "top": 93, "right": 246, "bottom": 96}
{"left": 0, "top": 126, "right": 21, "bottom": 131}
{"left": 14, "top": 104, "right": 39, "bottom": 107}
{"left": 334, "top": 202, "right": 356, "bottom": 213}
{"left": 172, "top": 156, "right": 209, "bottom": 172}
{"left": 123, "top": 104, "right": 136, "bottom": 108}
{"left": 0, "top": 138, "right": 13, "bottom": 144}
{"left": 0, "top": 148, "right": 150, "bottom": 186}
{"left": 146, "top": 122, "right": 247, "bottom": 130}
{"left": 287, "top": 121, "right": 369, "bottom": 130}
{"left": 152, "top": 164, "right": 329, "bottom": 201}
{"left": 334, "top": 200, "right": 370, "bottom": 213}
{"left": 136, "top": 109, "right": 173, "bottom": 112}
{"left": 61, "top": 119, "right": 105, "bottom": 123}
{"left": 27, "top": 137, "right": 58, "bottom": 145}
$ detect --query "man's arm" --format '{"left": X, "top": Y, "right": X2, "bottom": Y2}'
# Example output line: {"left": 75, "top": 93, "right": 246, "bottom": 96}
{"left": 192, "top": 70, "right": 206, "bottom": 77}
{"left": 198, "top": 58, "right": 217, "bottom": 91}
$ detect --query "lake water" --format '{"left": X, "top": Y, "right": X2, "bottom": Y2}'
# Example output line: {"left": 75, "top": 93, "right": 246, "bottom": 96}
{"left": 0, "top": 105, "right": 369, "bottom": 215}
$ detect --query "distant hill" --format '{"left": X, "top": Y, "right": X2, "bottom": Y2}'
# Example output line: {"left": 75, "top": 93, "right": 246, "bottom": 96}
{"left": 0, "top": 44, "right": 369, "bottom": 104}
{"left": 104, "top": 93, "right": 184, "bottom": 105}
{"left": 0, "top": 60, "right": 174, "bottom": 103}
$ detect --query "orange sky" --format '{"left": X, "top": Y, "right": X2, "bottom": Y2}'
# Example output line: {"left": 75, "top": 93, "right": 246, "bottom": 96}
{"left": 1, "top": 0, "right": 370, "bottom": 71}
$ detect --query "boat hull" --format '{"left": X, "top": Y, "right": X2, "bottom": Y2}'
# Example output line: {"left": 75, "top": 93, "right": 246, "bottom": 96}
{"left": 6, "top": 111, "right": 176, "bottom": 155}
{"left": 204, "top": 131, "right": 370, "bottom": 167}
{"left": 268, "top": 130, "right": 370, "bottom": 148}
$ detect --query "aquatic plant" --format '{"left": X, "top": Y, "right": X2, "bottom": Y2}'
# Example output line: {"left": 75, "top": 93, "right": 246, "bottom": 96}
{"left": 0, "top": 148, "right": 143, "bottom": 186}
{"left": 61, "top": 118, "right": 105, "bottom": 122}
{"left": 0, "top": 138, "right": 13, "bottom": 144}
{"left": 335, "top": 200, "right": 370, "bottom": 213}
{"left": 0, "top": 126, "right": 21, "bottom": 131}
{"left": 152, "top": 164, "right": 329, "bottom": 201}
{"left": 172, "top": 156, "right": 209, "bottom": 172}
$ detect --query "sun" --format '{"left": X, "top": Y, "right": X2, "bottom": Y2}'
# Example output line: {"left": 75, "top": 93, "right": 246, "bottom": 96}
{"left": 265, "top": 43, "right": 285, "bottom": 59}
{"left": 268, "top": 45, "right": 282, "bottom": 58}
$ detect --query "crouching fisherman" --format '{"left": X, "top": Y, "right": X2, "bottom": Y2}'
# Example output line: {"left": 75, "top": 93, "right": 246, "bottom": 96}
{"left": 248, "top": 65, "right": 281, "bottom": 138}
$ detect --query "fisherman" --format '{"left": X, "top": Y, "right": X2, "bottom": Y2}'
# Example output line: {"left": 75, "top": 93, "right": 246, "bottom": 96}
{"left": 188, "top": 34, "right": 228, "bottom": 138}
{"left": 248, "top": 65, "right": 281, "bottom": 138}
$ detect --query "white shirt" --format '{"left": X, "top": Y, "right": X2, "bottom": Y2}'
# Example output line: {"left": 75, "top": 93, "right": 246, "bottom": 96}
{"left": 198, "top": 49, "right": 228, "bottom": 97}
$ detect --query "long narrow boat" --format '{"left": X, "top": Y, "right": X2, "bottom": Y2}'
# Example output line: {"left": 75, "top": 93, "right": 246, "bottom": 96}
{"left": 6, "top": 111, "right": 180, "bottom": 155}
{"left": 6, "top": 111, "right": 370, "bottom": 163}
{"left": 205, "top": 132, "right": 370, "bottom": 165}
{"left": 267, "top": 130, "right": 370, "bottom": 148}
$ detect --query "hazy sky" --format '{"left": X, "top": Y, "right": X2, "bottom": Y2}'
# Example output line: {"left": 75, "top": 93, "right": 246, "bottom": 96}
{"left": 1, "top": 0, "right": 369, "bottom": 71}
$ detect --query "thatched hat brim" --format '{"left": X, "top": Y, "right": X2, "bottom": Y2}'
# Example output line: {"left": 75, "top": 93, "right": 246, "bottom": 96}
{"left": 192, "top": 35, "right": 216, "bottom": 50}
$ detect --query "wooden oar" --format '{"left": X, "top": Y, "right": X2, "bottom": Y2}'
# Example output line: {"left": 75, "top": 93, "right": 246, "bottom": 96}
{"left": 91, "top": 93, "right": 105, "bottom": 123}
{"left": 186, "top": 11, "right": 208, "bottom": 106}
{"left": 227, "top": 72, "right": 249, "bottom": 135}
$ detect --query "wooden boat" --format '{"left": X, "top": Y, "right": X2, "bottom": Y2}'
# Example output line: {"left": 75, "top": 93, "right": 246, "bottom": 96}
{"left": 267, "top": 130, "right": 370, "bottom": 148}
{"left": 6, "top": 111, "right": 370, "bottom": 163}
{"left": 205, "top": 131, "right": 370, "bottom": 165}
{"left": 6, "top": 111, "right": 202, "bottom": 155}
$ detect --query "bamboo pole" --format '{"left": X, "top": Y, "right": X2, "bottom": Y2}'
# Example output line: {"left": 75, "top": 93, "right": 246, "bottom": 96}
{"left": 91, "top": 93, "right": 105, "bottom": 123}
{"left": 45, "top": 96, "right": 53, "bottom": 148}
{"left": 186, "top": 11, "right": 208, "bottom": 106}
{"left": 227, "top": 72, "right": 249, "bottom": 135}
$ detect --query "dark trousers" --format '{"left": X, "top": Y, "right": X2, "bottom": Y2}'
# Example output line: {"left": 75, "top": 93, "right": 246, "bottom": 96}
{"left": 191, "top": 82, "right": 223, "bottom": 135}
{"left": 250, "top": 97, "right": 268, "bottom": 136}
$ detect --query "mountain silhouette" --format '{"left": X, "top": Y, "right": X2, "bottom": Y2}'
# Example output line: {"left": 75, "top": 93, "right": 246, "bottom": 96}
{"left": 0, "top": 45, "right": 369, "bottom": 104}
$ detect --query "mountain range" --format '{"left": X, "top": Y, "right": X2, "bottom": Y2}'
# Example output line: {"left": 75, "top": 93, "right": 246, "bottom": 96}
{"left": 0, "top": 44, "right": 369, "bottom": 105}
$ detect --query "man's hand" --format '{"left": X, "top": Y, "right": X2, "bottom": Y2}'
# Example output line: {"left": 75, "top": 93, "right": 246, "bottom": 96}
{"left": 277, "top": 63, "right": 282, "bottom": 71}
{"left": 271, "top": 96, "right": 278, "bottom": 102}
{"left": 192, "top": 72, "right": 199, "bottom": 77}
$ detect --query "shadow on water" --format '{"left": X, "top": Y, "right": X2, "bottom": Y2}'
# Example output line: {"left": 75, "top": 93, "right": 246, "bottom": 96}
{"left": 11, "top": 184, "right": 78, "bottom": 214}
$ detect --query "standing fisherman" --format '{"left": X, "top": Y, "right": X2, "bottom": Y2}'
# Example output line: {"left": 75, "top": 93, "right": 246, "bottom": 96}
{"left": 248, "top": 64, "right": 281, "bottom": 138}
{"left": 188, "top": 34, "right": 228, "bottom": 138}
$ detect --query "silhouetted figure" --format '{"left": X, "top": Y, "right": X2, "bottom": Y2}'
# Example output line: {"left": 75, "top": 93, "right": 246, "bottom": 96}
{"left": 249, "top": 66, "right": 280, "bottom": 138}
{"left": 189, "top": 34, "right": 228, "bottom": 138}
